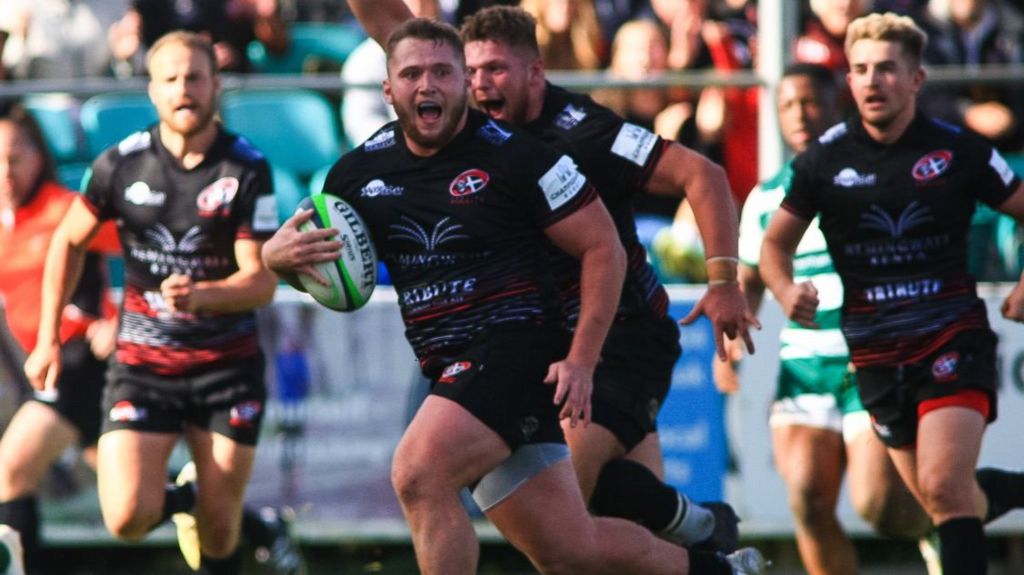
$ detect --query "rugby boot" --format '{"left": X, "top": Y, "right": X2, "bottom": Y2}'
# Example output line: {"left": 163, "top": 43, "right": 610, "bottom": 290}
{"left": 725, "top": 547, "right": 768, "bottom": 575}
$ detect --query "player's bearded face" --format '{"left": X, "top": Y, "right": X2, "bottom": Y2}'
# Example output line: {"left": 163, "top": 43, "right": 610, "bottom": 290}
{"left": 385, "top": 38, "right": 470, "bottom": 153}
{"left": 148, "top": 43, "right": 220, "bottom": 137}
{"left": 846, "top": 39, "right": 923, "bottom": 131}
{"left": 466, "top": 40, "right": 535, "bottom": 126}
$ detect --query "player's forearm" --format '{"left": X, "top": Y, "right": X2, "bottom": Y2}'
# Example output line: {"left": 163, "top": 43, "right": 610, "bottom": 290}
{"left": 758, "top": 237, "right": 797, "bottom": 303}
{"left": 569, "top": 239, "right": 626, "bottom": 369}
{"left": 37, "top": 231, "right": 88, "bottom": 346}
{"left": 686, "top": 161, "right": 739, "bottom": 261}
{"left": 738, "top": 264, "right": 766, "bottom": 316}
{"left": 347, "top": 0, "right": 412, "bottom": 47}
{"left": 194, "top": 268, "right": 278, "bottom": 312}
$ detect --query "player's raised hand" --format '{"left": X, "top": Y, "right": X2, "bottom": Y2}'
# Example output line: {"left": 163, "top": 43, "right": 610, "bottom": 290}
{"left": 681, "top": 282, "right": 761, "bottom": 360}
{"left": 780, "top": 281, "right": 820, "bottom": 328}
{"left": 261, "top": 208, "right": 342, "bottom": 286}
{"left": 544, "top": 358, "right": 593, "bottom": 429}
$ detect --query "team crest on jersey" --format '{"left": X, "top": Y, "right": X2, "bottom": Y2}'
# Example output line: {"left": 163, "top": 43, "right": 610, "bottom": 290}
{"left": 554, "top": 104, "right": 588, "bottom": 130}
{"left": 365, "top": 128, "right": 396, "bottom": 151}
{"left": 438, "top": 361, "right": 473, "bottom": 384}
{"left": 197, "top": 177, "right": 240, "bottom": 216}
{"left": 449, "top": 169, "right": 490, "bottom": 198}
{"left": 229, "top": 400, "right": 263, "bottom": 428}
{"left": 124, "top": 181, "right": 166, "bottom": 206}
{"left": 931, "top": 352, "right": 960, "bottom": 382}
{"left": 477, "top": 120, "right": 512, "bottom": 145}
{"left": 109, "top": 401, "right": 148, "bottom": 422}
{"left": 912, "top": 150, "right": 953, "bottom": 182}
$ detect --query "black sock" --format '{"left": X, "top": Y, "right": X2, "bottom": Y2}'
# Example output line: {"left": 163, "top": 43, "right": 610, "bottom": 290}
{"left": 937, "top": 516, "right": 986, "bottom": 575}
{"left": 590, "top": 459, "right": 680, "bottom": 531}
{"left": 240, "top": 507, "right": 274, "bottom": 548}
{"left": 976, "top": 467, "right": 1024, "bottom": 524}
{"left": 159, "top": 481, "right": 196, "bottom": 524}
{"left": 198, "top": 548, "right": 242, "bottom": 575}
{"left": 687, "top": 550, "right": 732, "bottom": 575}
{"left": 0, "top": 497, "right": 38, "bottom": 572}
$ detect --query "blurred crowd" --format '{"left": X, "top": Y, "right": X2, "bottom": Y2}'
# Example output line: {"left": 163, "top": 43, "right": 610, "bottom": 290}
{"left": 2, "top": 0, "right": 1024, "bottom": 280}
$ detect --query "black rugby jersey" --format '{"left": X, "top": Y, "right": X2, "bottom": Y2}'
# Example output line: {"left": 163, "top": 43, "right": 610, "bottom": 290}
{"left": 527, "top": 83, "right": 671, "bottom": 323}
{"left": 83, "top": 125, "right": 278, "bottom": 374}
{"left": 323, "top": 110, "right": 598, "bottom": 372}
{"left": 782, "top": 113, "right": 1019, "bottom": 367}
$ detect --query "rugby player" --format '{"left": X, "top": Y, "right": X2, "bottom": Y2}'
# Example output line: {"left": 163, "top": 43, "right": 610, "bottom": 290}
{"left": 263, "top": 17, "right": 766, "bottom": 575}
{"left": 717, "top": 62, "right": 933, "bottom": 575}
{"left": 761, "top": 13, "right": 1024, "bottom": 575}
{"left": 25, "top": 31, "right": 279, "bottom": 575}
{"left": 348, "top": 0, "right": 757, "bottom": 551}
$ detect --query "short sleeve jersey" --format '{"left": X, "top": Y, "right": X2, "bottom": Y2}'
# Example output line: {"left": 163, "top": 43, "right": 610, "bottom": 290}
{"left": 739, "top": 161, "right": 847, "bottom": 361}
{"left": 323, "top": 110, "right": 597, "bottom": 371}
{"left": 782, "top": 114, "right": 1020, "bottom": 367}
{"left": 527, "top": 83, "right": 671, "bottom": 323}
{"left": 83, "top": 125, "right": 278, "bottom": 374}
{"left": 0, "top": 182, "right": 116, "bottom": 352}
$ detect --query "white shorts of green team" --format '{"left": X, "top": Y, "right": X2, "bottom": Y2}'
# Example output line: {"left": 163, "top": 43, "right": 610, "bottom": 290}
{"left": 769, "top": 394, "right": 873, "bottom": 444}
{"left": 0, "top": 524, "right": 25, "bottom": 575}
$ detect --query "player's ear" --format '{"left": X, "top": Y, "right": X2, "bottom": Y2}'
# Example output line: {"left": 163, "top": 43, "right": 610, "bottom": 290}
{"left": 383, "top": 78, "right": 394, "bottom": 105}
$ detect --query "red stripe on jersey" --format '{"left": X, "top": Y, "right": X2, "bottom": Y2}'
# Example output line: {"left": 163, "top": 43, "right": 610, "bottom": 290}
{"left": 116, "top": 337, "right": 260, "bottom": 375}
{"left": 850, "top": 317, "right": 988, "bottom": 367}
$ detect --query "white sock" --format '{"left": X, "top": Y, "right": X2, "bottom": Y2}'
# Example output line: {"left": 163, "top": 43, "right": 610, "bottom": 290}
{"left": 665, "top": 493, "right": 715, "bottom": 545}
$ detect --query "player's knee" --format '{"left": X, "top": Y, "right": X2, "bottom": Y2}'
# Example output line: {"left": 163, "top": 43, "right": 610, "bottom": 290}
{"left": 852, "top": 487, "right": 929, "bottom": 539}
{"left": 391, "top": 454, "right": 434, "bottom": 508}
{"left": 0, "top": 457, "right": 34, "bottom": 500}
{"left": 198, "top": 520, "right": 238, "bottom": 557}
{"left": 786, "top": 482, "right": 835, "bottom": 528}
{"left": 918, "top": 473, "right": 971, "bottom": 517}
{"left": 102, "top": 506, "right": 153, "bottom": 541}
{"left": 528, "top": 544, "right": 593, "bottom": 575}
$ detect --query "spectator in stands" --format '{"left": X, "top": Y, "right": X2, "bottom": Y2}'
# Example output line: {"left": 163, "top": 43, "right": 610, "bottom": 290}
{"left": 598, "top": 19, "right": 673, "bottom": 131}
{"left": 521, "top": 0, "right": 606, "bottom": 69}
{"left": 795, "top": 0, "right": 873, "bottom": 73}
{"left": 108, "top": 0, "right": 289, "bottom": 74}
{"left": 919, "top": 0, "right": 1024, "bottom": 151}
{"left": 341, "top": 0, "right": 441, "bottom": 147}
{"left": 592, "top": 0, "right": 651, "bottom": 51}
{"left": 0, "top": 0, "right": 128, "bottom": 79}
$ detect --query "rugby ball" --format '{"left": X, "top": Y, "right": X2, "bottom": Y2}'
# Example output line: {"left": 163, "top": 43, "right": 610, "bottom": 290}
{"left": 295, "top": 194, "right": 377, "bottom": 311}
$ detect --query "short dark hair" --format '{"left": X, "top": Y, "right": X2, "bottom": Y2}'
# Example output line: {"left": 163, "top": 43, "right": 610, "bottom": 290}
{"left": 1, "top": 103, "right": 57, "bottom": 185}
{"left": 781, "top": 62, "right": 839, "bottom": 98}
{"left": 146, "top": 30, "right": 219, "bottom": 76}
{"left": 386, "top": 18, "right": 466, "bottom": 68}
{"left": 460, "top": 6, "right": 540, "bottom": 58}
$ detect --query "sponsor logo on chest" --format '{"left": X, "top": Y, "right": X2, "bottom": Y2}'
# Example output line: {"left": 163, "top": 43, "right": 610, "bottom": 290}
{"left": 833, "top": 168, "right": 877, "bottom": 188}
{"left": 124, "top": 181, "right": 166, "bottom": 206}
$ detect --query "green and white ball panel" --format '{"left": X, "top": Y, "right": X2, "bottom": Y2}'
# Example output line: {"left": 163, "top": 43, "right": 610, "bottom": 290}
{"left": 296, "top": 194, "right": 377, "bottom": 311}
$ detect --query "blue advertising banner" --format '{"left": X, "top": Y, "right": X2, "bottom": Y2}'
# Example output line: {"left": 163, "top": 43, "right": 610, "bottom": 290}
{"left": 660, "top": 297, "right": 727, "bottom": 502}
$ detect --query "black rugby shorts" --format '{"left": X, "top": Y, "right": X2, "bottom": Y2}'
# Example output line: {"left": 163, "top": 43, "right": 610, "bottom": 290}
{"left": 101, "top": 353, "right": 267, "bottom": 446}
{"left": 590, "top": 315, "right": 680, "bottom": 450}
{"left": 856, "top": 330, "right": 998, "bottom": 448}
{"left": 32, "top": 338, "right": 108, "bottom": 446}
{"left": 427, "top": 325, "right": 571, "bottom": 450}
